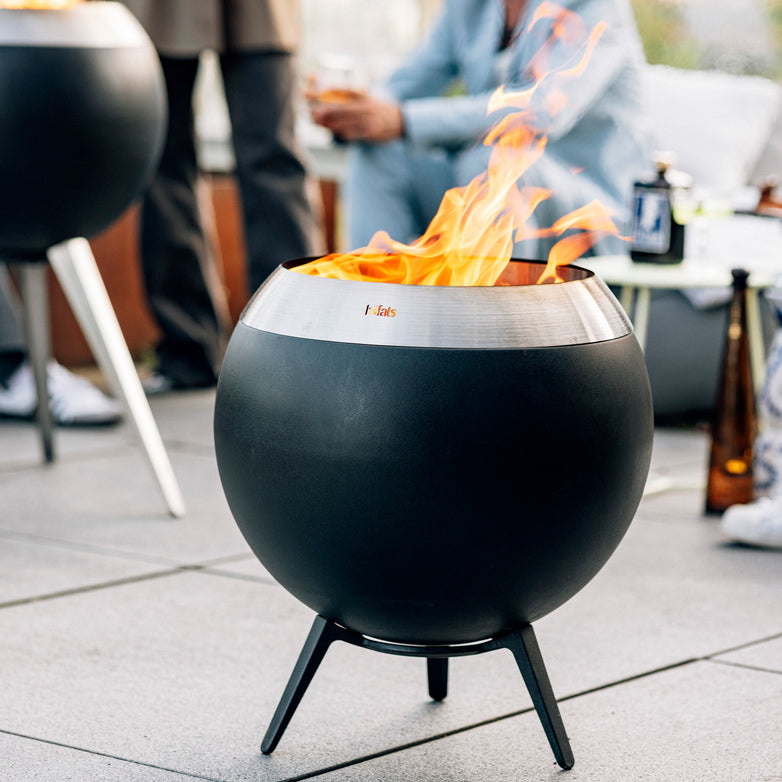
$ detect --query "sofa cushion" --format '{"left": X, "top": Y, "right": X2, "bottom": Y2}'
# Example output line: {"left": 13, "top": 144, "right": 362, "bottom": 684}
{"left": 750, "top": 101, "right": 782, "bottom": 185}
{"left": 643, "top": 65, "right": 782, "bottom": 193}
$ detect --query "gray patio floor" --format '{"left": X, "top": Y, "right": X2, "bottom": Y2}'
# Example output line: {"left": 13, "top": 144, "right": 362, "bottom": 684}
{"left": 1, "top": 389, "right": 781, "bottom": 781}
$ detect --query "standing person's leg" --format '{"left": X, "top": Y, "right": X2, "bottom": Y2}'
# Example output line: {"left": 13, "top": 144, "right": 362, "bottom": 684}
{"left": 140, "top": 55, "right": 228, "bottom": 391}
{"left": 221, "top": 50, "right": 324, "bottom": 293}
{"left": 0, "top": 266, "right": 26, "bottom": 385}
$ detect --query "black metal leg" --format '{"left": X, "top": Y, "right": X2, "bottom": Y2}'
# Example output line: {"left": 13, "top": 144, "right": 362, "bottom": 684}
{"left": 427, "top": 657, "right": 448, "bottom": 701}
{"left": 504, "top": 624, "right": 574, "bottom": 770}
{"left": 261, "top": 615, "right": 341, "bottom": 754}
{"left": 262, "top": 616, "right": 573, "bottom": 770}
{"left": 17, "top": 262, "right": 54, "bottom": 462}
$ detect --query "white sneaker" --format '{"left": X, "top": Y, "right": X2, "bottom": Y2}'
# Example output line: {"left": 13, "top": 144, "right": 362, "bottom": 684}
{"left": 759, "top": 329, "right": 782, "bottom": 427}
{"left": 0, "top": 361, "right": 122, "bottom": 426}
{"left": 752, "top": 428, "right": 782, "bottom": 496}
{"left": 720, "top": 496, "right": 782, "bottom": 550}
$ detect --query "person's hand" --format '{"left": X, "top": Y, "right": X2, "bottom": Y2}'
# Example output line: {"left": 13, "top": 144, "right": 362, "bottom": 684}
{"left": 308, "top": 89, "right": 404, "bottom": 143}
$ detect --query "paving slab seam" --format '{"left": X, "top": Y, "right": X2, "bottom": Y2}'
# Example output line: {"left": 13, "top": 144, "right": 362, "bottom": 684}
{"left": 0, "top": 554, "right": 258, "bottom": 611}
{"left": 273, "top": 649, "right": 782, "bottom": 781}
{"left": 0, "top": 654, "right": 771, "bottom": 782}
{"left": 0, "top": 527, "right": 191, "bottom": 567}
{"left": 243, "top": 658, "right": 713, "bottom": 782}
{"left": 0, "top": 527, "right": 256, "bottom": 568}
{"left": 0, "top": 434, "right": 215, "bottom": 478}
{"left": 0, "top": 443, "right": 140, "bottom": 476}
{"left": 152, "top": 440, "right": 216, "bottom": 457}
{"left": 0, "top": 464, "right": 47, "bottom": 480}
{"left": 553, "top": 632, "right": 782, "bottom": 705}
{"left": 0, "top": 729, "right": 226, "bottom": 782}
{"left": 701, "top": 630, "right": 782, "bottom": 659}
{"left": 197, "top": 565, "right": 280, "bottom": 586}
{"left": 0, "top": 567, "right": 188, "bottom": 610}
{"left": 708, "top": 658, "right": 782, "bottom": 677}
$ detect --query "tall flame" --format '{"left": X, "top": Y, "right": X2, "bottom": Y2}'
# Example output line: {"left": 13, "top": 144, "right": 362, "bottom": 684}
{"left": 297, "top": 2, "right": 621, "bottom": 286}
{"left": 0, "top": 0, "right": 83, "bottom": 7}
{"left": 0, "top": 0, "right": 84, "bottom": 6}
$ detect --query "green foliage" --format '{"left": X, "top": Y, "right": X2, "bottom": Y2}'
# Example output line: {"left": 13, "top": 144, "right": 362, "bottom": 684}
{"left": 767, "top": 0, "right": 782, "bottom": 77}
{"left": 629, "top": 0, "right": 704, "bottom": 70}
{"left": 768, "top": 0, "right": 782, "bottom": 32}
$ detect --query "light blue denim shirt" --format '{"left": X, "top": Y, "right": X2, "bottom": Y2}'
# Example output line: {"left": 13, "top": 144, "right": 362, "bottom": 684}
{"left": 380, "top": 0, "right": 651, "bottom": 241}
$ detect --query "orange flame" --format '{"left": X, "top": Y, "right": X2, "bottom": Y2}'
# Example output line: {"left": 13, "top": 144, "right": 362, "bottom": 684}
{"left": 297, "top": 3, "right": 620, "bottom": 286}
{"left": 0, "top": 0, "right": 82, "bottom": 6}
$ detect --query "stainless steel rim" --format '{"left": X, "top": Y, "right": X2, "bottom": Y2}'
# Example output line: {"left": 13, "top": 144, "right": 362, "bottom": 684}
{"left": 0, "top": 3, "right": 149, "bottom": 48}
{"left": 240, "top": 260, "right": 633, "bottom": 349}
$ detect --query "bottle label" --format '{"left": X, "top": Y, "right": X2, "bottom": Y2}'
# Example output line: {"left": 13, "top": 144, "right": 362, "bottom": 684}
{"left": 630, "top": 187, "right": 671, "bottom": 254}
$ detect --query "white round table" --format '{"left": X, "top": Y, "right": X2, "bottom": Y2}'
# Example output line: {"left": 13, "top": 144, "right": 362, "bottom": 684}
{"left": 581, "top": 254, "right": 782, "bottom": 392}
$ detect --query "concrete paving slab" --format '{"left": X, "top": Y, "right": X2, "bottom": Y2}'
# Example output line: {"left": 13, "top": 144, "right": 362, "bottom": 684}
{"left": 715, "top": 635, "right": 782, "bottom": 674}
{"left": 0, "top": 732, "right": 204, "bottom": 782}
{"left": 0, "top": 533, "right": 168, "bottom": 606}
{"left": 2, "top": 404, "right": 780, "bottom": 782}
{"left": 649, "top": 425, "right": 710, "bottom": 475}
{"left": 0, "top": 450, "right": 249, "bottom": 565}
{"left": 535, "top": 509, "right": 782, "bottom": 695}
{"left": 0, "top": 570, "right": 540, "bottom": 782}
{"left": 0, "top": 389, "right": 215, "bottom": 488}
{"left": 203, "top": 501, "right": 782, "bottom": 697}
{"left": 637, "top": 485, "right": 710, "bottom": 520}
{"left": 0, "top": 417, "right": 134, "bottom": 472}
{"left": 186, "top": 484, "right": 782, "bottom": 703}
{"left": 201, "top": 555, "right": 276, "bottom": 584}
{"left": 313, "top": 660, "right": 782, "bottom": 781}
{"left": 146, "top": 391, "right": 218, "bottom": 451}
{"left": 638, "top": 426, "right": 711, "bottom": 512}
{"left": 1, "top": 505, "right": 780, "bottom": 782}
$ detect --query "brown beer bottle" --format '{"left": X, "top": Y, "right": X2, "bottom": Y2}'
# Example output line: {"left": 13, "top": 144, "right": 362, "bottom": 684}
{"left": 705, "top": 268, "right": 757, "bottom": 515}
{"left": 756, "top": 176, "right": 782, "bottom": 218}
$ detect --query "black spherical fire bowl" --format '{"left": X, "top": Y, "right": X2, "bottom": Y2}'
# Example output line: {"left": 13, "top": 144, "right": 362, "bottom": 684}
{"left": 214, "top": 259, "right": 653, "bottom": 646}
{"left": 0, "top": 2, "right": 165, "bottom": 256}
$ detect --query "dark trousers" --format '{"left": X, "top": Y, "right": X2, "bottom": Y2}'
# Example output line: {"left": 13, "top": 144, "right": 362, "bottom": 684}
{"left": 140, "top": 52, "right": 321, "bottom": 385}
{"left": 0, "top": 268, "right": 25, "bottom": 385}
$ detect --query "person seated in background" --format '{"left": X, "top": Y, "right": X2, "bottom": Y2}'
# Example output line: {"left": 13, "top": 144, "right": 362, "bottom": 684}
{"left": 309, "top": 0, "right": 650, "bottom": 259}
{"left": 0, "top": 269, "right": 122, "bottom": 426}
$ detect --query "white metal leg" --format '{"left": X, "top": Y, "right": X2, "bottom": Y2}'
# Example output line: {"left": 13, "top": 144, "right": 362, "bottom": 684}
{"left": 642, "top": 474, "right": 705, "bottom": 496}
{"left": 619, "top": 284, "right": 650, "bottom": 352}
{"left": 633, "top": 287, "right": 651, "bottom": 353}
{"left": 746, "top": 289, "right": 766, "bottom": 394}
{"left": 619, "top": 284, "right": 635, "bottom": 320}
{"left": 47, "top": 237, "right": 186, "bottom": 518}
{"left": 618, "top": 283, "right": 696, "bottom": 496}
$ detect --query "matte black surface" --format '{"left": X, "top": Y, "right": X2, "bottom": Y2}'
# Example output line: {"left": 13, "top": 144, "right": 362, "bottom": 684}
{"left": 0, "top": 44, "right": 165, "bottom": 254}
{"left": 215, "top": 327, "right": 653, "bottom": 645}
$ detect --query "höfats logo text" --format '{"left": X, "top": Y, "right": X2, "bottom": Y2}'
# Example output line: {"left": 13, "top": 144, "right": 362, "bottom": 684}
{"left": 364, "top": 304, "right": 397, "bottom": 318}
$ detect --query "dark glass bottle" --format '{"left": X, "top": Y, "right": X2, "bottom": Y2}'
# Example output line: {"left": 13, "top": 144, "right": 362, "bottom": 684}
{"left": 630, "top": 156, "right": 685, "bottom": 264}
{"left": 756, "top": 176, "right": 782, "bottom": 218}
{"left": 705, "top": 268, "right": 757, "bottom": 515}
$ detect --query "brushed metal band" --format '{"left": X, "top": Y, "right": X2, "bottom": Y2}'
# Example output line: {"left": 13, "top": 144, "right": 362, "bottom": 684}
{"left": 240, "top": 262, "right": 632, "bottom": 349}
{"left": 0, "top": 4, "right": 149, "bottom": 48}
